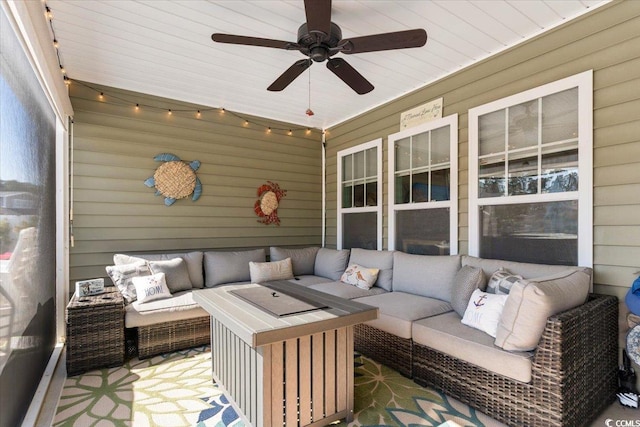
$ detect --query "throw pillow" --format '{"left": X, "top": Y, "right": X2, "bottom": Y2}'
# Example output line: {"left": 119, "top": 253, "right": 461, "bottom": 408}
{"left": 132, "top": 272, "right": 172, "bottom": 304}
{"left": 340, "top": 264, "right": 380, "bottom": 290}
{"left": 249, "top": 258, "right": 294, "bottom": 283}
{"left": 348, "top": 248, "right": 394, "bottom": 291}
{"left": 114, "top": 252, "right": 204, "bottom": 288}
{"left": 148, "top": 258, "right": 192, "bottom": 293}
{"left": 269, "top": 247, "right": 319, "bottom": 276}
{"left": 495, "top": 268, "right": 591, "bottom": 351}
{"left": 487, "top": 268, "right": 523, "bottom": 295}
{"left": 451, "top": 265, "right": 486, "bottom": 317}
{"left": 106, "top": 261, "right": 150, "bottom": 303}
{"left": 461, "top": 289, "right": 508, "bottom": 338}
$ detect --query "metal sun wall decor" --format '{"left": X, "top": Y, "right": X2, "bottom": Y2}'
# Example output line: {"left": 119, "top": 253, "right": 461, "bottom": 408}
{"left": 144, "top": 153, "right": 202, "bottom": 206}
{"left": 255, "top": 181, "right": 286, "bottom": 225}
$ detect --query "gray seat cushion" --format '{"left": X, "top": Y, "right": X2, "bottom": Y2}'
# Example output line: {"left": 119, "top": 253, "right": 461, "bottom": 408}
{"left": 309, "top": 281, "right": 387, "bottom": 300}
{"left": 392, "top": 252, "right": 461, "bottom": 302}
{"left": 285, "top": 275, "right": 333, "bottom": 287}
{"left": 412, "top": 311, "right": 533, "bottom": 383}
{"left": 354, "top": 292, "right": 452, "bottom": 339}
{"left": 124, "top": 290, "right": 208, "bottom": 328}
{"left": 347, "top": 248, "right": 394, "bottom": 291}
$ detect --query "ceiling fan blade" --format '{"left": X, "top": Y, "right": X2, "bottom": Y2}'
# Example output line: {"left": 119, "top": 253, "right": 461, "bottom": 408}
{"left": 341, "top": 29, "right": 427, "bottom": 54}
{"left": 326, "top": 58, "right": 373, "bottom": 95}
{"left": 304, "top": 0, "right": 332, "bottom": 38}
{"left": 267, "top": 59, "right": 312, "bottom": 92}
{"left": 212, "top": 33, "right": 296, "bottom": 50}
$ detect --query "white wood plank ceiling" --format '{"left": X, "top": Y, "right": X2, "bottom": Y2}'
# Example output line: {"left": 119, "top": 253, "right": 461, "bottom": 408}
{"left": 47, "top": 0, "right": 608, "bottom": 129}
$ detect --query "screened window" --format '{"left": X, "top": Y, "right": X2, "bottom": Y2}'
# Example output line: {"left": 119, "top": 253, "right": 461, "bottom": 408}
{"left": 337, "top": 139, "right": 382, "bottom": 250}
{"left": 469, "top": 71, "right": 593, "bottom": 266}
{"left": 388, "top": 115, "right": 458, "bottom": 255}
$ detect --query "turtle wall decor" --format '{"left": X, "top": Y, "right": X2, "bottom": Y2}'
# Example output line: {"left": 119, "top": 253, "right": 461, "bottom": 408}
{"left": 144, "top": 153, "right": 202, "bottom": 206}
{"left": 255, "top": 181, "right": 286, "bottom": 225}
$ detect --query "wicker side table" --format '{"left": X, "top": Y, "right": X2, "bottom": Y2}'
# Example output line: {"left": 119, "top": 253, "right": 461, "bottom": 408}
{"left": 66, "top": 287, "right": 124, "bottom": 376}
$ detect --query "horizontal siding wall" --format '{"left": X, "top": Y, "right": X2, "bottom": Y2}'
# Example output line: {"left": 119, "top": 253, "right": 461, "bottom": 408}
{"left": 69, "top": 83, "right": 322, "bottom": 291}
{"left": 325, "top": 0, "right": 640, "bottom": 298}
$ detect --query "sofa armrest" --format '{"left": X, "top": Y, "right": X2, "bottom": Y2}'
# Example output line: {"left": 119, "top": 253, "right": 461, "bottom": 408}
{"left": 531, "top": 294, "right": 618, "bottom": 413}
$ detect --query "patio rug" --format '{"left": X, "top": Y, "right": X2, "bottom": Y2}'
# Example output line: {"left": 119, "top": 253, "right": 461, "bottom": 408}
{"left": 53, "top": 345, "right": 504, "bottom": 427}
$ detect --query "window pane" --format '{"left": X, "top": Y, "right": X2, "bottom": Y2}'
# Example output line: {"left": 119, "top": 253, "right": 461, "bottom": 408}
{"left": 354, "top": 150, "right": 365, "bottom": 179}
{"left": 412, "top": 171, "right": 429, "bottom": 202}
{"left": 342, "top": 154, "right": 352, "bottom": 181}
{"left": 431, "top": 125, "right": 450, "bottom": 164}
{"left": 479, "top": 110, "right": 505, "bottom": 156}
{"left": 479, "top": 201, "right": 578, "bottom": 265}
{"left": 508, "top": 149, "right": 538, "bottom": 196}
{"left": 479, "top": 155, "right": 505, "bottom": 198}
{"left": 395, "top": 137, "right": 411, "bottom": 171}
{"left": 342, "top": 184, "right": 352, "bottom": 208}
{"left": 395, "top": 173, "right": 410, "bottom": 204}
{"left": 508, "top": 100, "right": 538, "bottom": 150}
{"left": 542, "top": 87, "right": 578, "bottom": 143}
{"left": 395, "top": 208, "right": 450, "bottom": 255}
{"left": 365, "top": 147, "right": 377, "bottom": 177}
{"left": 354, "top": 182, "right": 365, "bottom": 207}
{"left": 412, "top": 132, "right": 429, "bottom": 169}
{"left": 541, "top": 144, "right": 578, "bottom": 193}
{"left": 365, "top": 181, "right": 377, "bottom": 206}
{"left": 431, "top": 168, "right": 450, "bottom": 201}
{"left": 343, "top": 212, "right": 377, "bottom": 250}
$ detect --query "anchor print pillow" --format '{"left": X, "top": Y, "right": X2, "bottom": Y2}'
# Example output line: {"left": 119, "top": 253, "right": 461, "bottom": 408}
{"left": 461, "top": 289, "right": 508, "bottom": 338}
{"left": 132, "top": 272, "right": 172, "bottom": 304}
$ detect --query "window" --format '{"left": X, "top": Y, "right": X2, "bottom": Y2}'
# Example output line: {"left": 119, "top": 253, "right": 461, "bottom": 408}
{"left": 388, "top": 115, "right": 458, "bottom": 255}
{"left": 469, "top": 71, "right": 593, "bottom": 266}
{"left": 337, "top": 139, "right": 382, "bottom": 250}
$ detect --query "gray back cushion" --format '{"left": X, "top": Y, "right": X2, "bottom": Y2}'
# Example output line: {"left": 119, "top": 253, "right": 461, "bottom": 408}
{"left": 348, "top": 248, "right": 394, "bottom": 291}
{"left": 204, "top": 249, "right": 266, "bottom": 287}
{"left": 450, "top": 265, "right": 486, "bottom": 317}
{"left": 148, "top": 258, "right": 192, "bottom": 293}
{"left": 392, "top": 252, "right": 461, "bottom": 302}
{"left": 114, "top": 251, "right": 204, "bottom": 288}
{"left": 314, "top": 248, "right": 350, "bottom": 281}
{"left": 270, "top": 246, "right": 319, "bottom": 276}
{"left": 461, "top": 255, "right": 587, "bottom": 281}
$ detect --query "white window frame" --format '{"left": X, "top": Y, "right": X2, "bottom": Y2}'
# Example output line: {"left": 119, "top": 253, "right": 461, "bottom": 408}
{"left": 468, "top": 70, "right": 593, "bottom": 266}
{"left": 337, "top": 139, "right": 383, "bottom": 250}
{"left": 388, "top": 114, "right": 459, "bottom": 254}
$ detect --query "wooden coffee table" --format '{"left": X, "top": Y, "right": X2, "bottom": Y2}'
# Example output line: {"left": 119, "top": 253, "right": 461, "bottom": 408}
{"left": 193, "top": 280, "right": 378, "bottom": 427}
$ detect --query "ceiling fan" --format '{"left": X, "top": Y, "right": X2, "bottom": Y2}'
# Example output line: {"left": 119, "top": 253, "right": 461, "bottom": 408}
{"left": 211, "top": 0, "right": 427, "bottom": 95}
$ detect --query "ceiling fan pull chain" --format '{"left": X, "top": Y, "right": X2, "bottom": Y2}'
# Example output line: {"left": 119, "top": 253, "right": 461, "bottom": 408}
{"left": 306, "top": 67, "right": 314, "bottom": 116}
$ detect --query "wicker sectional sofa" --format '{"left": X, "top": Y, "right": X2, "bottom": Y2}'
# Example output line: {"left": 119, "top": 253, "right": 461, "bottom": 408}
{"left": 108, "top": 246, "right": 618, "bottom": 426}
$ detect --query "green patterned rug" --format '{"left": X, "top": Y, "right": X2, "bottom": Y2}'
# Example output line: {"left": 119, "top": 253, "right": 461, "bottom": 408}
{"left": 54, "top": 346, "right": 503, "bottom": 427}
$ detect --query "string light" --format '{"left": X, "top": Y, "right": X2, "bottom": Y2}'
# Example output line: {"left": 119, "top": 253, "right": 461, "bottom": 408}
{"left": 44, "top": 3, "right": 319, "bottom": 138}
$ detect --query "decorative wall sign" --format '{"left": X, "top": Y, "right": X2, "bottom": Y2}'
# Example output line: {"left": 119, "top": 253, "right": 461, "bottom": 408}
{"left": 400, "top": 97, "right": 443, "bottom": 130}
{"left": 144, "top": 153, "right": 202, "bottom": 206}
{"left": 254, "top": 181, "right": 287, "bottom": 225}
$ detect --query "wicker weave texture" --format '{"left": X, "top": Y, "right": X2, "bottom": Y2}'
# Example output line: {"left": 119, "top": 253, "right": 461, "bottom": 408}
{"left": 412, "top": 294, "right": 618, "bottom": 427}
{"left": 355, "top": 323, "right": 412, "bottom": 378}
{"left": 137, "top": 316, "right": 211, "bottom": 359}
{"left": 66, "top": 288, "right": 124, "bottom": 376}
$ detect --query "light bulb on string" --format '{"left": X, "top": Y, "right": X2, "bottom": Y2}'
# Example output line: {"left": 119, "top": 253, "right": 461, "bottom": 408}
{"left": 53, "top": 39, "right": 59, "bottom": 48}
{"left": 168, "top": 109, "right": 172, "bottom": 116}
{"left": 135, "top": 104, "right": 140, "bottom": 111}
{"left": 197, "top": 110, "right": 201, "bottom": 118}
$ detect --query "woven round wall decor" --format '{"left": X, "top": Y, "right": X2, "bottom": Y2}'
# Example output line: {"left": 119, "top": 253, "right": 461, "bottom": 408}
{"left": 254, "top": 181, "right": 286, "bottom": 225}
